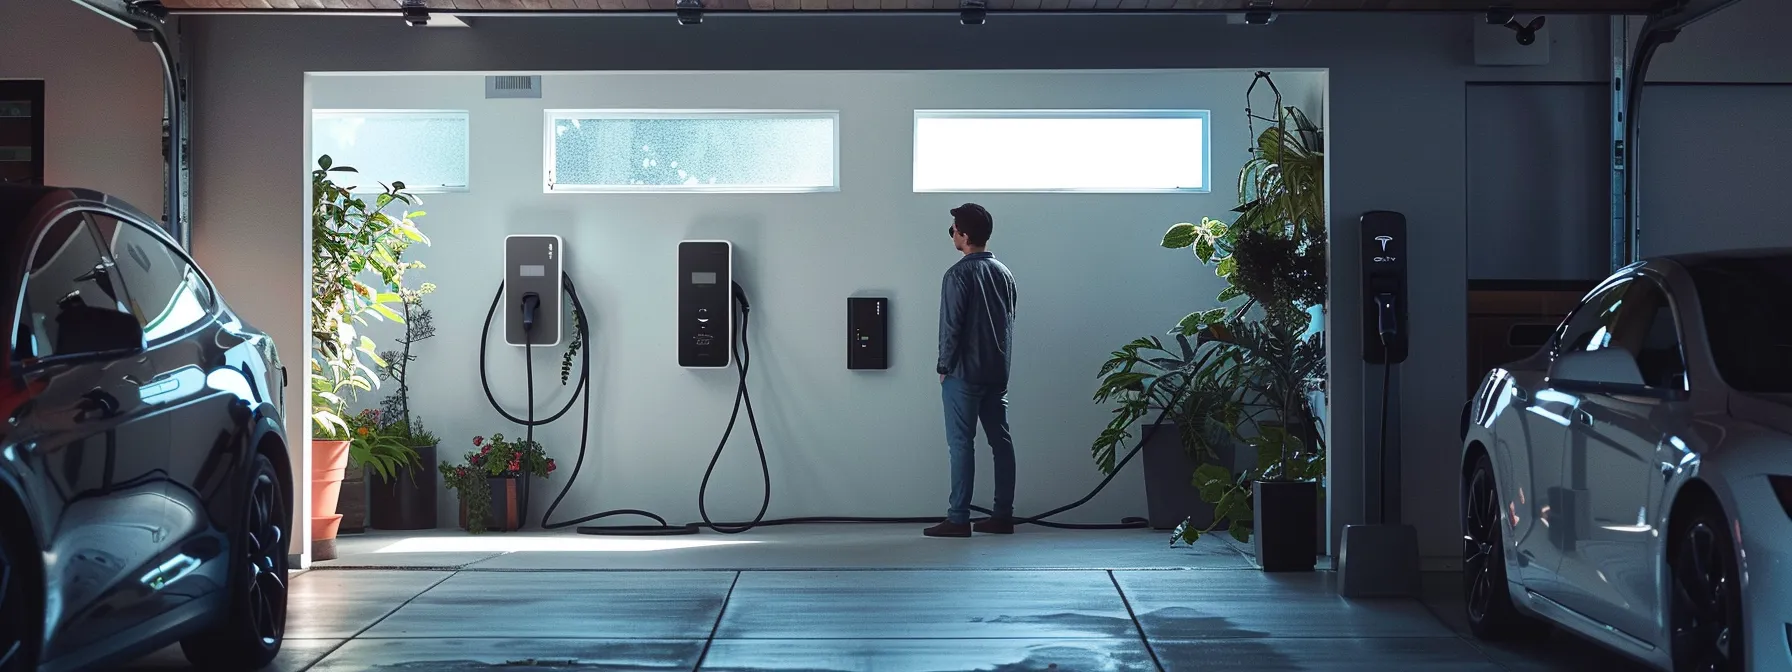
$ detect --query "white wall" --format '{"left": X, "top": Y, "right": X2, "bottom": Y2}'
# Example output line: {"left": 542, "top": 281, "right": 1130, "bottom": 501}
{"left": 310, "top": 69, "right": 1326, "bottom": 529}
{"left": 0, "top": 0, "right": 165, "bottom": 213}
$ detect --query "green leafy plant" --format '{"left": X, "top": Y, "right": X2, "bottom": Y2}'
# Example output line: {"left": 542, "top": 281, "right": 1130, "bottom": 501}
{"left": 310, "top": 155, "right": 430, "bottom": 436}
{"left": 378, "top": 272, "right": 438, "bottom": 457}
{"left": 1092, "top": 72, "right": 1327, "bottom": 546}
{"left": 439, "top": 433, "right": 558, "bottom": 534}
{"left": 342, "top": 408, "right": 419, "bottom": 482}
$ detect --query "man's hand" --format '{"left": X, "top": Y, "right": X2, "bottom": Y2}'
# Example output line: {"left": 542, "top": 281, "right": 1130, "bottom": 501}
{"left": 940, "top": 373, "right": 946, "bottom": 383}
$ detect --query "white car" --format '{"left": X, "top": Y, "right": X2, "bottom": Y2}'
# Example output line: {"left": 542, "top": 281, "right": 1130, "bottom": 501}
{"left": 1460, "top": 248, "right": 1791, "bottom": 672}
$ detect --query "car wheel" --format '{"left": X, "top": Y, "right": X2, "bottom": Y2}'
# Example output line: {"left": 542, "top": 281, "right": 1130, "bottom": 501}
{"left": 179, "top": 453, "right": 288, "bottom": 669}
{"left": 1463, "top": 453, "right": 1542, "bottom": 640}
{"left": 1669, "top": 506, "right": 1745, "bottom": 672}
{"left": 0, "top": 518, "right": 41, "bottom": 672}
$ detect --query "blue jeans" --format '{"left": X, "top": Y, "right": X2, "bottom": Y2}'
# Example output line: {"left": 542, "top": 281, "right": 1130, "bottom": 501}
{"left": 942, "top": 376, "right": 1015, "bottom": 524}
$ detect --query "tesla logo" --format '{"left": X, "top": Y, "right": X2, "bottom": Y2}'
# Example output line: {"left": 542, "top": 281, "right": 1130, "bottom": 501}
{"left": 1375, "top": 235, "right": 1394, "bottom": 252}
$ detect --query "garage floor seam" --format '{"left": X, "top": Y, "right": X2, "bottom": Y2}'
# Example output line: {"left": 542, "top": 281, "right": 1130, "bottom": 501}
{"left": 691, "top": 570, "right": 742, "bottom": 672}
{"left": 296, "top": 570, "right": 457, "bottom": 672}
{"left": 1108, "top": 570, "right": 1166, "bottom": 672}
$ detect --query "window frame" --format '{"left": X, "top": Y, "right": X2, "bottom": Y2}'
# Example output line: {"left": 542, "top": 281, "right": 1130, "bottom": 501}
{"left": 85, "top": 209, "right": 221, "bottom": 347}
{"left": 1608, "top": 274, "right": 1691, "bottom": 393}
{"left": 1550, "top": 276, "right": 1634, "bottom": 358}
{"left": 9, "top": 205, "right": 139, "bottom": 366}
{"left": 542, "top": 109, "right": 842, "bottom": 194}
{"left": 310, "top": 108, "right": 473, "bottom": 194}
{"left": 911, "top": 109, "right": 1214, "bottom": 194}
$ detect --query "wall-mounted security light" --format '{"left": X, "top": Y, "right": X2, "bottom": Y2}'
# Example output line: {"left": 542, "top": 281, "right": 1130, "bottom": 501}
{"left": 960, "top": 0, "right": 986, "bottom": 26}
{"left": 1244, "top": 0, "right": 1275, "bottom": 25}
{"left": 677, "top": 0, "right": 703, "bottom": 25}
{"left": 401, "top": 0, "right": 429, "bottom": 26}
{"left": 1486, "top": 7, "right": 1546, "bottom": 45}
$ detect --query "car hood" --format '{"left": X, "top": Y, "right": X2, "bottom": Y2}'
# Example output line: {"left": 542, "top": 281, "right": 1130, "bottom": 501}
{"left": 1729, "top": 393, "right": 1792, "bottom": 438}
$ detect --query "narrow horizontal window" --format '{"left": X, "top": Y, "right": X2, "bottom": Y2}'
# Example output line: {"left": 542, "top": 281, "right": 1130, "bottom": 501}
{"left": 546, "top": 111, "right": 838, "bottom": 193}
{"left": 913, "top": 111, "right": 1210, "bottom": 193}
{"left": 310, "top": 109, "right": 470, "bottom": 193}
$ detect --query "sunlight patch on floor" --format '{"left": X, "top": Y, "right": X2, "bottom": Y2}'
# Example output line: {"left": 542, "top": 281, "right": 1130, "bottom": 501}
{"left": 371, "top": 535, "right": 760, "bottom": 554}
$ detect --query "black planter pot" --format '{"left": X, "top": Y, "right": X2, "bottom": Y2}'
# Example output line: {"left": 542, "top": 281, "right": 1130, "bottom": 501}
{"left": 1253, "top": 480, "right": 1318, "bottom": 572}
{"left": 1141, "top": 423, "right": 1238, "bottom": 530}
{"left": 459, "top": 475, "right": 531, "bottom": 533}
{"left": 370, "top": 444, "right": 439, "bottom": 530}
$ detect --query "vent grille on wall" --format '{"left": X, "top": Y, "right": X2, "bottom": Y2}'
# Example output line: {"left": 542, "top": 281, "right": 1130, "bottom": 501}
{"left": 486, "top": 75, "right": 542, "bottom": 99}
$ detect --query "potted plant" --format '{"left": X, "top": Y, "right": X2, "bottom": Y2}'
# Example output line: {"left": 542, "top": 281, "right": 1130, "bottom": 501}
{"left": 310, "top": 154, "right": 428, "bottom": 559}
{"left": 372, "top": 284, "right": 442, "bottom": 530}
{"left": 337, "top": 409, "right": 421, "bottom": 533}
{"left": 1093, "top": 72, "right": 1327, "bottom": 571}
{"left": 440, "top": 433, "right": 558, "bottom": 534}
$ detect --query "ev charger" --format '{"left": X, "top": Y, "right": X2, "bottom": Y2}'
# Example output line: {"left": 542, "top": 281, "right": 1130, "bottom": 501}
{"left": 1339, "top": 210, "right": 1421, "bottom": 598}
{"left": 678, "top": 240, "right": 733, "bottom": 369}
{"left": 846, "top": 297, "right": 889, "bottom": 370}
{"left": 505, "top": 234, "right": 563, "bottom": 347}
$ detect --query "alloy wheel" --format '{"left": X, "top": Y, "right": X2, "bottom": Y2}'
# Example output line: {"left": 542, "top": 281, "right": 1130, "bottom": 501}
{"left": 1463, "top": 467, "right": 1500, "bottom": 623}
{"left": 244, "top": 470, "right": 287, "bottom": 647}
{"left": 1671, "top": 520, "right": 1740, "bottom": 672}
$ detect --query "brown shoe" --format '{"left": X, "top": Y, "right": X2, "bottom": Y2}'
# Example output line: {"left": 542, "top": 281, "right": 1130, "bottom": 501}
{"left": 924, "top": 521, "right": 972, "bottom": 538}
{"left": 973, "top": 518, "right": 1015, "bottom": 535}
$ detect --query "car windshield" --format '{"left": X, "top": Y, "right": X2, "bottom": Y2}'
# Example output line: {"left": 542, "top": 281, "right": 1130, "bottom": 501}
{"left": 1686, "top": 255, "right": 1792, "bottom": 394}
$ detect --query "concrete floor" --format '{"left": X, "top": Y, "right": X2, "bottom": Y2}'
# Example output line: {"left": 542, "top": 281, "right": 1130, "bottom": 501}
{"left": 124, "top": 525, "right": 1651, "bottom": 671}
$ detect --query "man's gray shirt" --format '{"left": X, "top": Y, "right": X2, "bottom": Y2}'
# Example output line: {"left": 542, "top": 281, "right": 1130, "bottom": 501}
{"left": 937, "top": 251, "right": 1017, "bottom": 386}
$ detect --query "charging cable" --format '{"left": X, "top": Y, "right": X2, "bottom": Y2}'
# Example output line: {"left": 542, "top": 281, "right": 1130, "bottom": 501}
{"left": 1374, "top": 292, "right": 1397, "bottom": 525}
{"left": 478, "top": 273, "right": 1165, "bottom": 536}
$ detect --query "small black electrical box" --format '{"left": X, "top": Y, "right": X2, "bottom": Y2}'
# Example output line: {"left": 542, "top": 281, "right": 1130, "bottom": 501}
{"left": 847, "top": 297, "right": 889, "bottom": 370}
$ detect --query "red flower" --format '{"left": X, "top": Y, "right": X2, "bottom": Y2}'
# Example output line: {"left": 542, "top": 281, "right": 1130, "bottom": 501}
{"left": 546, "top": 458, "right": 557, "bottom": 473}
{"left": 473, "top": 436, "right": 485, "bottom": 447}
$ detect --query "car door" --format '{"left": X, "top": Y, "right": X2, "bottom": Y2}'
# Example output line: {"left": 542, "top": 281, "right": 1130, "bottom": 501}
{"left": 1552, "top": 274, "right": 1687, "bottom": 640}
{"left": 88, "top": 211, "right": 243, "bottom": 609}
{"left": 7, "top": 208, "right": 175, "bottom": 660}
{"left": 1508, "top": 277, "right": 1633, "bottom": 600}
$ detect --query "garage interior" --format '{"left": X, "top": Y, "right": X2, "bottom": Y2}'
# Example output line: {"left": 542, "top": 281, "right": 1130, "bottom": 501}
{"left": 3, "top": 0, "right": 1789, "bottom": 669}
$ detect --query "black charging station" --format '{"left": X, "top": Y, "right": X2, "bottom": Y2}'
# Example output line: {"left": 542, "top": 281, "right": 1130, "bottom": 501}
{"left": 678, "top": 240, "right": 733, "bottom": 369}
{"left": 847, "top": 297, "right": 889, "bottom": 370}
{"left": 1338, "top": 209, "right": 1421, "bottom": 598}
{"left": 1360, "top": 211, "right": 1408, "bottom": 365}
{"left": 504, "top": 234, "right": 563, "bottom": 347}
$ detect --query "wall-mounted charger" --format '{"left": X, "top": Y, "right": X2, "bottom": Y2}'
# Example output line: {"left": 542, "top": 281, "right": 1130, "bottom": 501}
{"left": 847, "top": 297, "right": 889, "bottom": 370}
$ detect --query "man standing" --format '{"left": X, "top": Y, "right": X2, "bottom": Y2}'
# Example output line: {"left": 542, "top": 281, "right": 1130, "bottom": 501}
{"left": 925, "top": 203, "right": 1019, "bottom": 539}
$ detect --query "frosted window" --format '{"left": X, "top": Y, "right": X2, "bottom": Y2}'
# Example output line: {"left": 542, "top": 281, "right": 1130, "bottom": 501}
{"left": 547, "top": 112, "right": 837, "bottom": 192}
{"left": 311, "top": 110, "right": 470, "bottom": 193}
{"left": 913, "top": 111, "right": 1210, "bottom": 192}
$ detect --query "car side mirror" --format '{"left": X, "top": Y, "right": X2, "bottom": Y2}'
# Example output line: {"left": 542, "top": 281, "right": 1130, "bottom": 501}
{"left": 21, "top": 304, "right": 145, "bottom": 369}
{"left": 1548, "top": 348, "right": 1675, "bottom": 399}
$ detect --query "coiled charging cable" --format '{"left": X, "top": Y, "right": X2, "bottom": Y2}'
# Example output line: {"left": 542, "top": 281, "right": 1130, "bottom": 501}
{"left": 478, "top": 273, "right": 1167, "bottom": 536}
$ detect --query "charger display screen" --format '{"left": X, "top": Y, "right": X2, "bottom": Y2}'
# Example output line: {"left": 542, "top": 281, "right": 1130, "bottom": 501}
{"left": 691, "top": 272, "right": 717, "bottom": 285}
{"left": 520, "top": 264, "right": 546, "bottom": 277}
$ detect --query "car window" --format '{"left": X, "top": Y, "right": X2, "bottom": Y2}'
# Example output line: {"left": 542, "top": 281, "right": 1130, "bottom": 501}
{"left": 88, "top": 213, "right": 215, "bottom": 342}
{"left": 13, "top": 213, "right": 136, "bottom": 360}
{"left": 1607, "top": 279, "right": 1688, "bottom": 390}
{"left": 1554, "top": 278, "right": 1632, "bottom": 355}
{"left": 1685, "top": 256, "right": 1792, "bottom": 394}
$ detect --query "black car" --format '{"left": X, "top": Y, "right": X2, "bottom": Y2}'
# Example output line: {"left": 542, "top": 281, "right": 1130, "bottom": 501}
{"left": 0, "top": 185, "right": 292, "bottom": 671}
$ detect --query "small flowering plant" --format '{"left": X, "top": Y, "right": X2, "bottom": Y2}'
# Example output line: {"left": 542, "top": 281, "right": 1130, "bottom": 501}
{"left": 341, "top": 408, "right": 417, "bottom": 482}
{"left": 439, "top": 433, "right": 557, "bottom": 533}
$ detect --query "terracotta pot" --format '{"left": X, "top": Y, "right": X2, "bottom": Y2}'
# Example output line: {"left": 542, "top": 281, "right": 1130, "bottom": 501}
{"left": 311, "top": 514, "right": 343, "bottom": 561}
{"left": 310, "top": 439, "right": 350, "bottom": 544}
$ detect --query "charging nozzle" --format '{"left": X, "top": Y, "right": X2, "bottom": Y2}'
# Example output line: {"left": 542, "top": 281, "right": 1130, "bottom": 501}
{"left": 521, "top": 292, "right": 541, "bottom": 332}
{"left": 1375, "top": 292, "right": 1397, "bottom": 345}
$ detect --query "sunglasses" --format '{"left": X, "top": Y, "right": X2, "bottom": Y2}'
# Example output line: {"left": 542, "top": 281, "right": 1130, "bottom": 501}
{"left": 947, "top": 225, "right": 958, "bottom": 238}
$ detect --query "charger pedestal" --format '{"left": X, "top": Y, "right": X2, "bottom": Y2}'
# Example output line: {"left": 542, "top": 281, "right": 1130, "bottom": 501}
{"left": 1338, "top": 523, "right": 1421, "bottom": 597}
